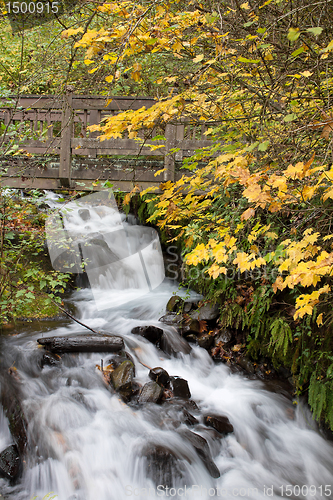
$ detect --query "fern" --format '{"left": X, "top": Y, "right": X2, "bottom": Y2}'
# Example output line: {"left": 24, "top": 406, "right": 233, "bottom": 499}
{"left": 269, "top": 317, "right": 293, "bottom": 356}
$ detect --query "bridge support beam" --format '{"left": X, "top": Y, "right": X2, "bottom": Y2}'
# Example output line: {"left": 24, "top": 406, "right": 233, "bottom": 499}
{"left": 59, "top": 93, "right": 73, "bottom": 188}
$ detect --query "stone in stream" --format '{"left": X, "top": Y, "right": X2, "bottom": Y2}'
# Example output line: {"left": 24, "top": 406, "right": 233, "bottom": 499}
{"left": 78, "top": 208, "right": 90, "bottom": 221}
{"left": 169, "top": 376, "right": 191, "bottom": 399}
{"left": 158, "top": 313, "right": 182, "bottom": 326}
{"left": 131, "top": 325, "right": 163, "bottom": 345}
{"left": 110, "top": 360, "right": 135, "bottom": 400}
{"left": 149, "top": 367, "right": 170, "bottom": 387}
{"left": 203, "top": 414, "right": 234, "bottom": 435}
{"left": 142, "top": 444, "right": 183, "bottom": 487}
{"left": 166, "top": 295, "right": 183, "bottom": 312}
{"left": 41, "top": 351, "right": 62, "bottom": 368}
{"left": 0, "top": 445, "right": 22, "bottom": 482}
{"left": 189, "top": 302, "right": 219, "bottom": 321}
{"left": 138, "top": 381, "right": 163, "bottom": 404}
{"left": 181, "top": 319, "right": 201, "bottom": 335}
{"left": 1, "top": 376, "right": 28, "bottom": 455}
{"left": 197, "top": 333, "right": 214, "bottom": 350}
{"left": 178, "top": 429, "right": 220, "bottom": 478}
{"left": 160, "top": 330, "right": 192, "bottom": 356}
{"left": 37, "top": 334, "right": 124, "bottom": 353}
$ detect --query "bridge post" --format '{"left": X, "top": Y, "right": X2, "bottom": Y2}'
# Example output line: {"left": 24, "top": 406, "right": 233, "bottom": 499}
{"left": 164, "top": 122, "right": 176, "bottom": 182}
{"left": 59, "top": 92, "right": 73, "bottom": 188}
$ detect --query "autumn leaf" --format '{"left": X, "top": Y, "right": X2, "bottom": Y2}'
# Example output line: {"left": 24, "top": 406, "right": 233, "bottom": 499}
{"left": 241, "top": 207, "right": 255, "bottom": 221}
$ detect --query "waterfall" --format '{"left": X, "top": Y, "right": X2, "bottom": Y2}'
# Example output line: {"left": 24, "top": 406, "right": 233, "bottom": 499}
{"left": 0, "top": 191, "right": 333, "bottom": 500}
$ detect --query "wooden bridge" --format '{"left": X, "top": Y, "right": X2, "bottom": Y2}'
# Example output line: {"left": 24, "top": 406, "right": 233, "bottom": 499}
{"left": 0, "top": 93, "right": 214, "bottom": 191}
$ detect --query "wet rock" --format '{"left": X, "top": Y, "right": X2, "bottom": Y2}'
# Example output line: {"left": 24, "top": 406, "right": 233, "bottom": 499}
{"left": 142, "top": 444, "right": 182, "bottom": 487}
{"left": 170, "top": 376, "right": 191, "bottom": 399}
{"left": 110, "top": 360, "right": 135, "bottom": 399}
{"left": 183, "top": 409, "right": 199, "bottom": 426}
{"left": 159, "top": 313, "right": 182, "bottom": 326}
{"left": 131, "top": 325, "right": 163, "bottom": 345}
{"left": 138, "top": 381, "right": 163, "bottom": 404}
{"left": 203, "top": 414, "right": 234, "bottom": 435}
{"left": 149, "top": 367, "right": 170, "bottom": 387}
{"left": 178, "top": 429, "right": 220, "bottom": 478}
{"left": 37, "top": 334, "right": 124, "bottom": 353}
{"left": 1, "top": 376, "right": 27, "bottom": 454}
{"left": 160, "top": 330, "right": 191, "bottom": 356}
{"left": 237, "top": 355, "right": 255, "bottom": 374}
{"left": 181, "top": 319, "right": 201, "bottom": 335}
{"left": 41, "top": 351, "right": 61, "bottom": 368}
{"left": 185, "top": 334, "right": 198, "bottom": 344}
{"left": 197, "top": 334, "right": 214, "bottom": 350}
{"left": 78, "top": 208, "right": 90, "bottom": 221}
{"left": 166, "top": 295, "right": 183, "bottom": 312}
{"left": 189, "top": 302, "right": 219, "bottom": 321}
{"left": 0, "top": 445, "right": 21, "bottom": 481}
{"left": 107, "top": 352, "right": 136, "bottom": 376}
{"left": 214, "top": 328, "right": 233, "bottom": 345}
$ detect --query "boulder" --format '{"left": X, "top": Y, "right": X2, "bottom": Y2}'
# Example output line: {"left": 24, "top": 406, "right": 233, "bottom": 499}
{"left": 110, "top": 360, "right": 135, "bottom": 399}
{"left": 41, "top": 351, "right": 61, "bottom": 368}
{"left": 0, "top": 445, "right": 21, "bottom": 481}
{"left": 214, "top": 328, "right": 233, "bottom": 345}
{"left": 181, "top": 319, "right": 201, "bottom": 335}
{"left": 138, "top": 381, "right": 163, "bottom": 404}
{"left": 203, "top": 414, "right": 234, "bottom": 435}
{"left": 142, "top": 444, "right": 182, "bottom": 487}
{"left": 131, "top": 326, "right": 163, "bottom": 345}
{"left": 197, "top": 334, "right": 214, "bottom": 350}
{"left": 37, "top": 334, "right": 124, "bottom": 353}
{"left": 178, "top": 429, "right": 220, "bottom": 478}
{"left": 190, "top": 303, "right": 219, "bottom": 321}
{"left": 237, "top": 355, "right": 255, "bottom": 374}
{"left": 160, "top": 331, "right": 191, "bottom": 356}
{"left": 159, "top": 313, "right": 182, "bottom": 326}
{"left": 78, "top": 209, "right": 90, "bottom": 221}
{"left": 1, "top": 377, "right": 27, "bottom": 455}
{"left": 166, "top": 295, "right": 183, "bottom": 312}
{"left": 149, "top": 367, "right": 170, "bottom": 387}
{"left": 169, "top": 376, "right": 191, "bottom": 399}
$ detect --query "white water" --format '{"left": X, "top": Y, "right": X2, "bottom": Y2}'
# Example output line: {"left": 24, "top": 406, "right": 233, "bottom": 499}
{"left": 1, "top": 194, "right": 333, "bottom": 500}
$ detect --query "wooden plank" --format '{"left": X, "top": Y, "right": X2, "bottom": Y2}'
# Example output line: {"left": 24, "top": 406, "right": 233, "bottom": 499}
{"left": 0, "top": 177, "right": 62, "bottom": 190}
{"left": 59, "top": 94, "right": 73, "bottom": 188}
{"left": 72, "top": 96, "right": 156, "bottom": 111}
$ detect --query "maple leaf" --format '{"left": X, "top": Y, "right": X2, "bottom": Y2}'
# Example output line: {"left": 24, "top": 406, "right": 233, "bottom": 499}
{"left": 241, "top": 207, "right": 255, "bottom": 221}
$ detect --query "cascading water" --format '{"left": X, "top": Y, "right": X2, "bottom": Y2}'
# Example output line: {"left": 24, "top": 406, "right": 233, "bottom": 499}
{"left": 1, "top": 192, "right": 333, "bottom": 500}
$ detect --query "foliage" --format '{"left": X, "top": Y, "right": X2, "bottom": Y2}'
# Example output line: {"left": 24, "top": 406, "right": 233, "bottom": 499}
{"left": 0, "top": 189, "right": 71, "bottom": 324}
{"left": 70, "top": 0, "right": 333, "bottom": 428}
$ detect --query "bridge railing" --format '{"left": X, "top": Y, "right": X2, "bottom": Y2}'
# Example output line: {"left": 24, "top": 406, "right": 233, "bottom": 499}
{"left": 0, "top": 93, "right": 215, "bottom": 191}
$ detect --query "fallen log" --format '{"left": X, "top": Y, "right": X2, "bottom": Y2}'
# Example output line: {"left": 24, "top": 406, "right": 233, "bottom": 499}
{"left": 37, "top": 334, "right": 124, "bottom": 353}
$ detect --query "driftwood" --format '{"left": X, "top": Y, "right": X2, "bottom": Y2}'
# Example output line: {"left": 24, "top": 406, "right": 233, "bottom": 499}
{"left": 37, "top": 334, "right": 124, "bottom": 353}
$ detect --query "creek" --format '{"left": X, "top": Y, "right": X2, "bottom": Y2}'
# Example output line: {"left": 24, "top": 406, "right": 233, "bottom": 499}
{"left": 0, "top": 192, "right": 333, "bottom": 500}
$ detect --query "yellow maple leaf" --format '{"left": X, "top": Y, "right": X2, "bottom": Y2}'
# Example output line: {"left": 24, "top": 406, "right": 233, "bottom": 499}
{"left": 241, "top": 207, "right": 255, "bottom": 221}
{"left": 316, "top": 313, "right": 323, "bottom": 326}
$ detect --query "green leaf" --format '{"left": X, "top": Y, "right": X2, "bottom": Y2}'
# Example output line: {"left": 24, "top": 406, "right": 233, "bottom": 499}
{"left": 307, "top": 27, "right": 323, "bottom": 36}
{"left": 287, "top": 28, "right": 300, "bottom": 42}
{"left": 258, "top": 141, "right": 270, "bottom": 151}
{"left": 284, "top": 113, "right": 297, "bottom": 122}
{"left": 291, "top": 47, "right": 305, "bottom": 57}
{"left": 40, "top": 280, "right": 47, "bottom": 290}
{"left": 257, "top": 28, "right": 266, "bottom": 34}
{"left": 238, "top": 57, "right": 260, "bottom": 64}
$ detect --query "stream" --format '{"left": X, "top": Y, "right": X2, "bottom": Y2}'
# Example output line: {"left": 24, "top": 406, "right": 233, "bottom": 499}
{"left": 1, "top": 191, "right": 333, "bottom": 500}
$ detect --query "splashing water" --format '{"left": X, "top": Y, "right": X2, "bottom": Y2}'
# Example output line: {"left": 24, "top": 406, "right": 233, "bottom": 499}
{"left": 1, "top": 193, "right": 333, "bottom": 500}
